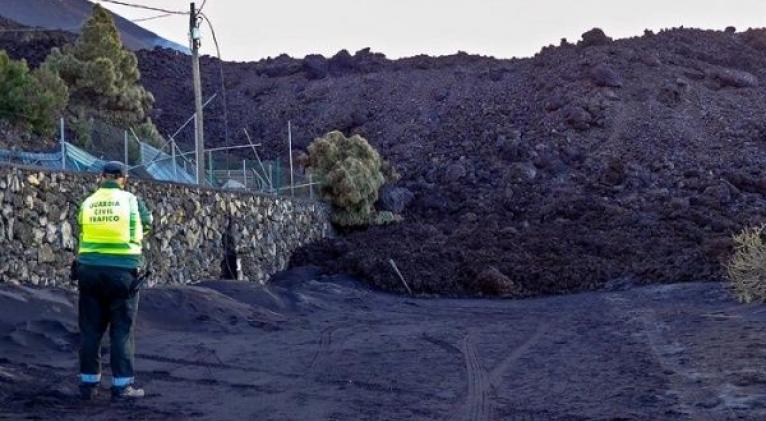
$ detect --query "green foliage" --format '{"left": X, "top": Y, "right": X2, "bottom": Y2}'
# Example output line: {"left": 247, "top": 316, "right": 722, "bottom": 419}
{"left": 68, "top": 113, "right": 93, "bottom": 148}
{"left": 127, "top": 119, "right": 165, "bottom": 163}
{"left": 133, "top": 118, "right": 164, "bottom": 148}
{"left": 0, "top": 51, "right": 68, "bottom": 136}
{"left": 43, "top": 4, "right": 155, "bottom": 143}
{"left": 727, "top": 225, "right": 766, "bottom": 303}
{"left": 307, "top": 130, "right": 401, "bottom": 227}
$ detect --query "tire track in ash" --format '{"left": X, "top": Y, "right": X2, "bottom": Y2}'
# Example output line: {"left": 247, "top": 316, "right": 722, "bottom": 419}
{"left": 454, "top": 333, "right": 493, "bottom": 421}
{"left": 136, "top": 353, "right": 301, "bottom": 379}
{"left": 308, "top": 325, "right": 337, "bottom": 370}
{"left": 453, "top": 324, "right": 546, "bottom": 421}
{"left": 307, "top": 324, "right": 354, "bottom": 373}
{"left": 139, "top": 368, "right": 279, "bottom": 393}
{"left": 488, "top": 323, "right": 547, "bottom": 386}
{"left": 604, "top": 292, "right": 719, "bottom": 421}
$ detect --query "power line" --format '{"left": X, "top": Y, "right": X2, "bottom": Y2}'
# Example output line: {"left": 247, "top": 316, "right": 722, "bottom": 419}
{"left": 97, "top": 0, "right": 188, "bottom": 15}
{"left": 132, "top": 13, "right": 175, "bottom": 23}
{"left": 0, "top": 26, "right": 79, "bottom": 33}
{"left": 200, "top": 12, "right": 231, "bottom": 170}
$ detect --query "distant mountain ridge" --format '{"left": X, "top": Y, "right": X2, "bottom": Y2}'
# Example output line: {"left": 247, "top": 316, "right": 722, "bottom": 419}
{"left": 0, "top": 0, "right": 189, "bottom": 53}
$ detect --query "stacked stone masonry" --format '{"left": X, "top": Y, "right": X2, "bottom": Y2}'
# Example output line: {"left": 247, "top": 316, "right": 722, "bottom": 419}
{"left": 0, "top": 166, "right": 332, "bottom": 288}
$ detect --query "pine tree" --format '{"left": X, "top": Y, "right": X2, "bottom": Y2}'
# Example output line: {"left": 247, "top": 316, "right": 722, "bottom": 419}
{"left": 43, "top": 4, "right": 158, "bottom": 145}
{"left": 0, "top": 51, "right": 68, "bottom": 136}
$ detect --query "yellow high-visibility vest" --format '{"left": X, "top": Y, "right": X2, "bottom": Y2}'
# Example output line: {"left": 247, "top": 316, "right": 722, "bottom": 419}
{"left": 78, "top": 188, "right": 143, "bottom": 256}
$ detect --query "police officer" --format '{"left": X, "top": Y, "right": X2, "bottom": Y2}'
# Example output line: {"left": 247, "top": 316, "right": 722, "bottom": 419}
{"left": 75, "top": 161, "right": 152, "bottom": 400}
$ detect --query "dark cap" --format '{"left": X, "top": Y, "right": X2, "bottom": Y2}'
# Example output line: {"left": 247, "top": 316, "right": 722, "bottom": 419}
{"left": 102, "top": 161, "right": 128, "bottom": 177}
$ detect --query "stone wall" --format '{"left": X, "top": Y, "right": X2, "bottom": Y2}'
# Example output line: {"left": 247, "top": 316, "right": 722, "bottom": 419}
{"left": 0, "top": 165, "right": 332, "bottom": 287}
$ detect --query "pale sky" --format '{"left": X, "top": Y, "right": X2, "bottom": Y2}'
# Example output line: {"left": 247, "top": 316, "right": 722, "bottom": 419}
{"left": 96, "top": 0, "right": 766, "bottom": 61}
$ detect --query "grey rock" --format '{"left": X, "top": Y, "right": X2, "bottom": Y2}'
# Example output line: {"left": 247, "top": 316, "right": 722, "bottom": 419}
{"left": 711, "top": 68, "right": 759, "bottom": 88}
{"left": 641, "top": 52, "right": 661, "bottom": 67}
{"left": 580, "top": 28, "right": 612, "bottom": 47}
{"left": 45, "top": 223, "right": 57, "bottom": 244}
{"left": 590, "top": 64, "right": 623, "bottom": 88}
{"left": 61, "top": 221, "right": 74, "bottom": 250}
{"left": 563, "top": 104, "right": 593, "bottom": 130}
{"left": 33, "top": 228, "right": 45, "bottom": 245}
{"left": 444, "top": 162, "right": 467, "bottom": 182}
{"left": 38, "top": 244, "right": 55, "bottom": 263}
{"left": 378, "top": 186, "right": 414, "bottom": 213}
{"left": 470, "top": 267, "right": 522, "bottom": 296}
{"left": 703, "top": 183, "right": 733, "bottom": 205}
{"left": 508, "top": 162, "right": 538, "bottom": 182}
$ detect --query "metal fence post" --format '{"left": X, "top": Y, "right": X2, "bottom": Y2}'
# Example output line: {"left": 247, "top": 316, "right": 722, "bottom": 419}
{"left": 242, "top": 160, "right": 247, "bottom": 189}
{"left": 124, "top": 130, "right": 128, "bottom": 166}
{"left": 288, "top": 121, "right": 294, "bottom": 197}
{"left": 172, "top": 138, "right": 177, "bottom": 179}
{"left": 309, "top": 173, "right": 313, "bottom": 199}
{"left": 60, "top": 118, "right": 66, "bottom": 170}
{"left": 208, "top": 151, "right": 214, "bottom": 186}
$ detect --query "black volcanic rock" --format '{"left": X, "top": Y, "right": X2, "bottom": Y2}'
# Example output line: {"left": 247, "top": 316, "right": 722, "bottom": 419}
{"left": 303, "top": 54, "right": 329, "bottom": 80}
{"left": 0, "top": 17, "right": 72, "bottom": 66}
{"left": 6, "top": 21, "right": 766, "bottom": 297}
{"left": 589, "top": 64, "right": 623, "bottom": 87}
{"left": 711, "top": 68, "right": 759, "bottom": 88}
{"left": 563, "top": 104, "right": 593, "bottom": 130}
{"left": 378, "top": 186, "right": 414, "bottom": 214}
{"left": 579, "top": 28, "right": 613, "bottom": 47}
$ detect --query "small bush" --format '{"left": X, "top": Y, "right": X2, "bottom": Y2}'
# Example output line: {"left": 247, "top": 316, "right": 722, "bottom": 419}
{"left": 0, "top": 51, "right": 68, "bottom": 136}
{"left": 727, "top": 225, "right": 766, "bottom": 303}
{"left": 127, "top": 119, "right": 164, "bottom": 163}
{"left": 133, "top": 118, "right": 164, "bottom": 148}
{"left": 307, "top": 130, "right": 401, "bottom": 227}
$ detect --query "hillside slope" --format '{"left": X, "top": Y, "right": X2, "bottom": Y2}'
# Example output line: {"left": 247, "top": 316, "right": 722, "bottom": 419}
{"left": 0, "top": 0, "right": 187, "bottom": 52}
{"left": 140, "top": 27, "right": 766, "bottom": 296}
{"left": 5, "top": 23, "right": 766, "bottom": 296}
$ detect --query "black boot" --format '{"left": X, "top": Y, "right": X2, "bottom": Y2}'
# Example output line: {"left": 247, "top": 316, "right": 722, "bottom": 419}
{"left": 111, "top": 385, "right": 145, "bottom": 400}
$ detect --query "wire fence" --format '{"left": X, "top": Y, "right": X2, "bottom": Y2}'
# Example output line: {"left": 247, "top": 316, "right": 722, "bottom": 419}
{"left": 0, "top": 117, "right": 322, "bottom": 199}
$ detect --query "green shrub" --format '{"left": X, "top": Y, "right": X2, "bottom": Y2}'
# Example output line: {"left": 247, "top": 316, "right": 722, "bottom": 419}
{"left": 68, "top": 113, "right": 94, "bottom": 148}
{"left": 0, "top": 51, "right": 68, "bottom": 136}
{"left": 126, "top": 119, "right": 164, "bottom": 163}
{"left": 133, "top": 118, "right": 164, "bottom": 148}
{"left": 307, "top": 130, "right": 401, "bottom": 227}
{"left": 727, "top": 225, "right": 766, "bottom": 303}
{"left": 43, "top": 4, "right": 156, "bottom": 144}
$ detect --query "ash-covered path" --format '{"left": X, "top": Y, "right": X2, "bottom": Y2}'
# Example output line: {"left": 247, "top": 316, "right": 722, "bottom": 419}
{"left": 1, "top": 268, "right": 765, "bottom": 420}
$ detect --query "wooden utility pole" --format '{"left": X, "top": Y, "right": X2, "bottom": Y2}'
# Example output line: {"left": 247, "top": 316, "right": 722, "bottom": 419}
{"left": 190, "top": 2, "right": 205, "bottom": 185}
{"left": 288, "top": 121, "right": 294, "bottom": 196}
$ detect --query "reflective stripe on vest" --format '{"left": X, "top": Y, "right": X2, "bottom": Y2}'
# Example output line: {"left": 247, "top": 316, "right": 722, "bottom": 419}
{"left": 78, "top": 188, "right": 143, "bottom": 256}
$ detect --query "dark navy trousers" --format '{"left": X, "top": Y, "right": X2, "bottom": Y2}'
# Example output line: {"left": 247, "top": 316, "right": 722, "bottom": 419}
{"left": 77, "top": 264, "right": 139, "bottom": 386}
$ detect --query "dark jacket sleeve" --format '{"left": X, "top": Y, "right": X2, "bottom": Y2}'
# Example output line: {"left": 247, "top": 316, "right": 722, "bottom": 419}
{"left": 137, "top": 198, "right": 153, "bottom": 236}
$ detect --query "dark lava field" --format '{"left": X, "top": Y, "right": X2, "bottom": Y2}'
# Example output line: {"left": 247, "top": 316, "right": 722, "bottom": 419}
{"left": 5, "top": 21, "right": 766, "bottom": 296}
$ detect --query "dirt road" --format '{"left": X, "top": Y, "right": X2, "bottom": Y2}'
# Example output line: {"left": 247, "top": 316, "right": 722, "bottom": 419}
{"left": 1, "top": 268, "right": 765, "bottom": 420}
